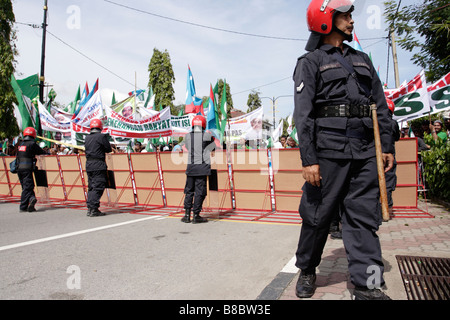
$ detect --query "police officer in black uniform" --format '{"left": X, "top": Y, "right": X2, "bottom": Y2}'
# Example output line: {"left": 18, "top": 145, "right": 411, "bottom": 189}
{"left": 293, "top": 0, "right": 394, "bottom": 300}
{"left": 182, "top": 115, "right": 215, "bottom": 224}
{"left": 85, "top": 119, "right": 112, "bottom": 217}
{"left": 16, "top": 127, "right": 46, "bottom": 212}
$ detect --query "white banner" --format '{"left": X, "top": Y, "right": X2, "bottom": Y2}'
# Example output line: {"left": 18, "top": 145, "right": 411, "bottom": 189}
{"left": 72, "top": 90, "right": 104, "bottom": 128}
{"left": 105, "top": 105, "right": 172, "bottom": 139}
{"left": 385, "top": 70, "right": 430, "bottom": 122}
{"left": 38, "top": 101, "right": 71, "bottom": 132}
{"left": 225, "top": 107, "right": 264, "bottom": 143}
{"left": 428, "top": 72, "right": 450, "bottom": 114}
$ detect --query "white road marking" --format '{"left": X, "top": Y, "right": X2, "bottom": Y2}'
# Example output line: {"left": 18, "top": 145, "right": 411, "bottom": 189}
{"left": 0, "top": 215, "right": 161, "bottom": 252}
{"left": 281, "top": 255, "right": 299, "bottom": 274}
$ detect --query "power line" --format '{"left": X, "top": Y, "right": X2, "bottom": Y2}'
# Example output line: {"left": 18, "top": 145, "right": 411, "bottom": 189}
{"left": 104, "top": 0, "right": 386, "bottom": 43}
{"left": 103, "top": 0, "right": 307, "bottom": 41}
{"left": 232, "top": 77, "right": 291, "bottom": 96}
{"left": 46, "top": 29, "right": 139, "bottom": 89}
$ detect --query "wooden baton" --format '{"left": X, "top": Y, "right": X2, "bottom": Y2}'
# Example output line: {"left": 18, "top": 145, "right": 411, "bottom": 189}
{"left": 371, "top": 103, "right": 390, "bottom": 222}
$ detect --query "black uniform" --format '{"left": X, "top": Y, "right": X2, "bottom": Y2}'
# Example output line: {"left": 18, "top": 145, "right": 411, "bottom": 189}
{"left": 293, "top": 43, "right": 394, "bottom": 288}
{"left": 16, "top": 136, "right": 46, "bottom": 212}
{"left": 183, "top": 130, "right": 215, "bottom": 214}
{"left": 85, "top": 131, "right": 112, "bottom": 213}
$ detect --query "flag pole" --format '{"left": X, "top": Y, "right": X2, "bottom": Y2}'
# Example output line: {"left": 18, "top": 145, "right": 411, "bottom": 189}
{"left": 39, "top": 0, "right": 48, "bottom": 105}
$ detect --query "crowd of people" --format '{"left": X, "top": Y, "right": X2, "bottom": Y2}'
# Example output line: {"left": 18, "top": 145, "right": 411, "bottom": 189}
{"left": 401, "top": 111, "right": 450, "bottom": 151}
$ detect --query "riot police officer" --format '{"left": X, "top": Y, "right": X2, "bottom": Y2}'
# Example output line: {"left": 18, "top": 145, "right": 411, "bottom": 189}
{"left": 182, "top": 115, "right": 215, "bottom": 224}
{"left": 85, "top": 119, "right": 112, "bottom": 217}
{"left": 16, "top": 127, "right": 46, "bottom": 212}
{"left": 293, "top": 0, "right": 394, "bottom": 300}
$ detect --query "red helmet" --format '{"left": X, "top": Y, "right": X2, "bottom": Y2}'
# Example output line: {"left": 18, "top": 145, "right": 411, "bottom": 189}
{"left": 90, "top": 119, "right": 103, "bottom": 130}
{"left": 23, "top": 127, "right": 37, "bottom": 138}
{"left": 386, "top": 99, "right": 395, "bottom": 113}
{"left": 192, "top": 115, "right": 206, "bottom": 129}
{"left": 307, "top": 0, "right": 354, "bottom": 35}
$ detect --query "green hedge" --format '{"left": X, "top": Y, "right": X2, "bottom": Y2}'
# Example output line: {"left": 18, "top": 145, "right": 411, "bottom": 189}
{"left": 421, "top": 134, "right": 450, "bottom": 202}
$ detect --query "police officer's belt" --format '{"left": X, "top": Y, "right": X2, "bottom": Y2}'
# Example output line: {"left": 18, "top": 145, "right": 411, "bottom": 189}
{"left": 316, "top": 104, "right": 371, "bottom": 118}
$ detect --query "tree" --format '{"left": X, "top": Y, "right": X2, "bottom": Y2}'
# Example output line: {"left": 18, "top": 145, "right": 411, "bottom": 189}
{"left": 384, "top": 0, "right": 450, "bottom": 82}
{"left": 147, "top": 48, "right": 175, "bottom": 110}
{"left": 0, "top": 0, "right": 19, "bottom": 139}
{"left": 246, "top": 90, "right": 261, "bottom": 113}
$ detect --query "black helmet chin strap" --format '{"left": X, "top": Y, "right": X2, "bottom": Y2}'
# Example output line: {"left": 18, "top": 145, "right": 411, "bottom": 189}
{"left": 332, "top": 25, "right": 353, "bottom": 42}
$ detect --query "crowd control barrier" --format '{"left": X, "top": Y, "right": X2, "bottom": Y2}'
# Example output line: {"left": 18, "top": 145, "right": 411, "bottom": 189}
{"left": 0, "top": 139, "right": 433, "bottom": 222}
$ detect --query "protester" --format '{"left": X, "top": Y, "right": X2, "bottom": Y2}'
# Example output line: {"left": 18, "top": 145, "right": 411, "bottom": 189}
{"left": 430, "top": 120, "right": 448, "bottom": 143}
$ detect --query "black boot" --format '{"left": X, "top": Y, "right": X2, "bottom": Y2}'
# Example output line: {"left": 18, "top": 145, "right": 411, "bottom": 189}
{"left": 295, "top": 270, "right": 316, "bottom": 298}
{"left": 181, "top": 209, "right": 191, "bottom": 223}
{"left": 352, "top": 287, "right": 391, "bottom": 300}
{"left": 28, "top": 197, "right": 37, "bottom": 212}
{"left": 192, "top": 212, "right": 207, "bottom": 224}
{"left": 89, "top": 208, "right": 105, "bottom": 217}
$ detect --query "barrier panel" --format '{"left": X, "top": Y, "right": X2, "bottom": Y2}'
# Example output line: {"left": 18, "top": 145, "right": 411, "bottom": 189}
{"left": 209, "top": 150, "right": 233, "bottom": 211}
{"left": 99, "top": 153, "right": 133, "bottom": 206}
{"left": 58, "top": 154, "right": 86, "bottom": 202}
{"left": 230, "top": 149, "right": 272, "bottom": 212}
{"left": 272, "top": 149, "right": 304, "bottom": 213}
{"left": 130, "top": 152, "right": 164, "bottom": 208}
{"left": 0, "top": 157, "right": 17, "bottom": 197}
{"left": 159, "top": 151, "right": 187, "bottom": 208}
{"left": 41, "top": 155, "right": 65, "bottom": 201}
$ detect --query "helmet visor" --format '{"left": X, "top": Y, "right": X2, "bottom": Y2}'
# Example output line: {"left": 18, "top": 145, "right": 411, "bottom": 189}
{"left": 320, "top": 0, "right": 355, "bottom": 13}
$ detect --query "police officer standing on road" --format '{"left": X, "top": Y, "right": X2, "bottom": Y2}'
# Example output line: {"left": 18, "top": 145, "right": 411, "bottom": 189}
{"left": 182, "top": 115, "right": 215, "bottom": 224}
{"left": 85, "top": 119, "right": 112, "bottom": 217}
{"left": 293, "top": 0, "right": 394, "bottom": 300}
{"left": 16, "top": 127, "right": 46, "bottom": 212}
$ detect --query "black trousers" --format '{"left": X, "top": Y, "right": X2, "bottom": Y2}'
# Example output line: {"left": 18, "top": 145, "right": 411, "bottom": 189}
{"left": 87, "top": 170, "right": 107, "bottom": 210}
{"left": 184, "top": 175, "right": 207, "bottom": 213}
{"left": 295, "top": 157, "right": 384, "bottom": 288}
{"left": 18, "top": 170, "right": 36, "bottom": 211}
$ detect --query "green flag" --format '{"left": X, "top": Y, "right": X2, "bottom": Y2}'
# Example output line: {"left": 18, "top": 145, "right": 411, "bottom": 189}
{"left": 111, "top": 92, "right": 117, "bottom": 105}
{"left": 289, "top": 127, "right": 298, "bottom": 144}
{"left": 10, "top": 74, "right": 40, "bottom": 131}
{"left": 70, "top": 85, "right": 81, "bottom": 114}
{"left": 219, "top": 80, "right": 228, "bottom": 136}
{"left": 144, "top": 86, "right": 154, "bottom": 109}
{"left": 48, "top": 88, "right": 57, "bottom": 101}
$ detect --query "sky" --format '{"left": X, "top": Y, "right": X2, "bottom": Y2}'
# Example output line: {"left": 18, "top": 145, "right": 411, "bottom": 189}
{"left": 11, "top": 0, "right": 423, "bottom": 126}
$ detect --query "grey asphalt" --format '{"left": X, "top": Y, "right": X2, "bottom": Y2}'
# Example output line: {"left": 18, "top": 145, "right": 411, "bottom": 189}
{"left": 0, "top": 201, "right": 300, "bottom": 300}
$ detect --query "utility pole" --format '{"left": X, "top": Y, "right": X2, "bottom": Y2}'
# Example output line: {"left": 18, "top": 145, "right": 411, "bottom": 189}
{"left": 39, "top": 0, "right": 48, "bottom": 104}
{"left": 390, "top": 31, "right": 401, "bottom": 88}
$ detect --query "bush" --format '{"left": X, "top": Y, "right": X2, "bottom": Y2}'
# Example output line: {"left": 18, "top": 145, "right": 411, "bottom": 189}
{"left": 421, "top": 135, "right": 450, "bottom": 202}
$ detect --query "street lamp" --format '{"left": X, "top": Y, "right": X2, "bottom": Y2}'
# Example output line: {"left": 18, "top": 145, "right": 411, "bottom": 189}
{"left": 261, "top": 95, "right": 293, "bottom": 128}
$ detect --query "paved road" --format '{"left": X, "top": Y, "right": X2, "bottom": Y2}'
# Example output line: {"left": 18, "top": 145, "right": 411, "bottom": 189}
{"left": 0, "top": 202, "right": 300, "bottom": 300}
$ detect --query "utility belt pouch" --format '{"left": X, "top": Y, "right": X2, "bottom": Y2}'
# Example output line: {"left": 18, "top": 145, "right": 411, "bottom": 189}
{"left": 316, "top": 104, "right": 371, "bottom": 118}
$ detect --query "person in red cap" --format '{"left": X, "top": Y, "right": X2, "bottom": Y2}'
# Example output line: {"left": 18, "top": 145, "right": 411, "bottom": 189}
{"left": 84, "top": 119, "right": 112, "bottom": 217}
{"left": 292, "top": 0, "right": 394, "bottom": 300}
{"left": 16, "top": 127, "right": 46, "bottom": 212}
{"left": 181, "top": 115, "right": 215, "bottom": 223}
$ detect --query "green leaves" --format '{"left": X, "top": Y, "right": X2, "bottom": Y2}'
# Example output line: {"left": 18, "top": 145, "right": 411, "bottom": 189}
{"left": 147, "top": 48, "right": 175, "bottom": 110}
{"left": 383, "top": 0, "right": 450, "bottom": 82}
